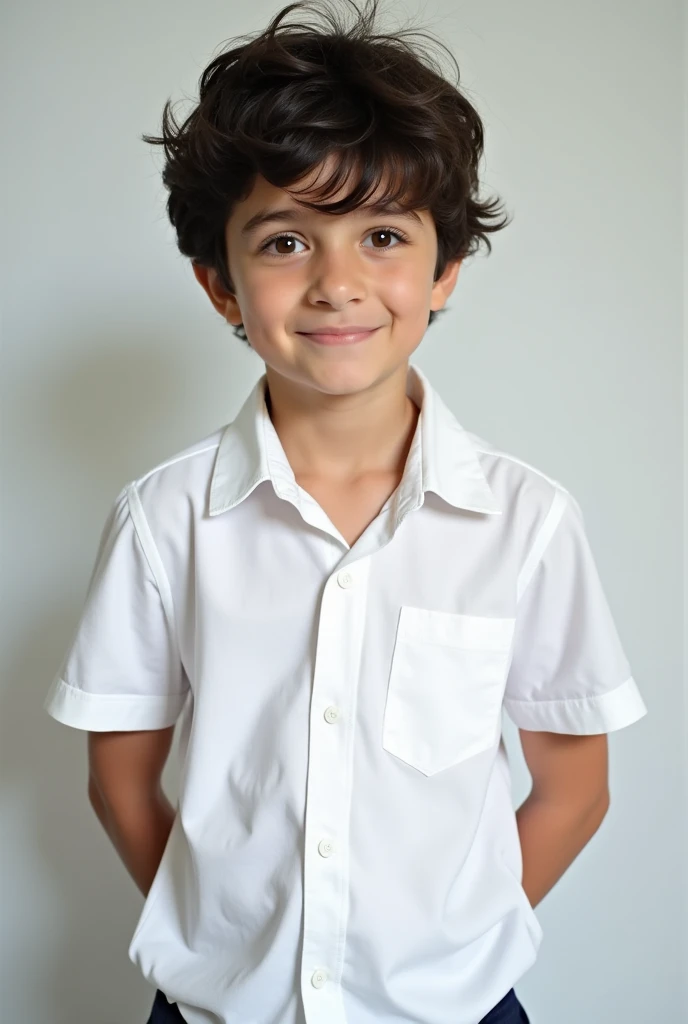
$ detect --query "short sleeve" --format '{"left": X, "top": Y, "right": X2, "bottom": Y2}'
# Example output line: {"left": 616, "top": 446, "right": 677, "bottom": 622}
{"left": 43, "top": 484, "right": 190, "bottom": 731}
{"left": 503, "top": 488, "right": 648, "bottom": 734}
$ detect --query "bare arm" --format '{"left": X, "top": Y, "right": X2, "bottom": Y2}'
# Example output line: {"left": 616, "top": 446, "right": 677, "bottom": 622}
{"left": 515, "top": 730, "right": 610, "bottom": 909}
{"left": 87, "top": 726, "right": 176, "bottom": 897}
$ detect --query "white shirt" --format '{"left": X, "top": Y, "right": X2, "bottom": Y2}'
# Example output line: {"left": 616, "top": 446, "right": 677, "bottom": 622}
{"left": 44, "top": 363, "right": 648, "bottom": 1024}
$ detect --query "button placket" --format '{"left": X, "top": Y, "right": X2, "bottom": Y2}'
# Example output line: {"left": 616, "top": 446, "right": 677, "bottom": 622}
{"left": 300, "top": 557, "right": 371, "bottom": 1023}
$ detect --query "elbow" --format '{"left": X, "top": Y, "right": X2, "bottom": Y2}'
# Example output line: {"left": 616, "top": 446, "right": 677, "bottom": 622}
{"left": 87, "top": 777, "right": 111, "bottom": 828}
{"left": 88, "top": 776, "right": 109, "bottom": 815}
{"left": 596, "top": 784, "right": 611, "bottom": 814}
{"left": 88, "top": 776, "right": 101, "bottom": 805}
{"left": 588, "top": 788, "right": 611, "bottom": 831}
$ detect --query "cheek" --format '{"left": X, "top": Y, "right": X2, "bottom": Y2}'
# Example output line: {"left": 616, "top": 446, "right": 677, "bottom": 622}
{"left": 246, "top": 274, "right": 286, "bottom": 307}
{"left": 381, "top": 264, "right": 434, "bottom": 315}
{"left": 237, "top": 274, "right": 294, "bottom": 332}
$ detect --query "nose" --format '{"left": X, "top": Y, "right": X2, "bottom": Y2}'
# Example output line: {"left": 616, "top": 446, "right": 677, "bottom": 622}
{"left": 304, "top": 245, "right": 367, "bottom": 308}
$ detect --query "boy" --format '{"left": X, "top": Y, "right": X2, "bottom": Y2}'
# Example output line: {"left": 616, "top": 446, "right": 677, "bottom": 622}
{"left": 43, "top": 1, "right": 648, "bottom": 1022}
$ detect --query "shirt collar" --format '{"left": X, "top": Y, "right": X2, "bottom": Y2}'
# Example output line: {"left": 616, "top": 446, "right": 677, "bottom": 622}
{"left": 208, "top": 363, "right": 502, "bottom": 517}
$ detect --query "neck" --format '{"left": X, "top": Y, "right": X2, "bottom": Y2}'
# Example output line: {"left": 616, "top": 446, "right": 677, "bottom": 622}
{"left": 264, "top": 364, "right": 419, "bottom": 483}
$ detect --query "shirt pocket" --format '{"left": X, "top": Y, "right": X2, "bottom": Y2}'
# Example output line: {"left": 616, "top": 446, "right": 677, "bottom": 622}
{"left": 382, "top": 607, "right": 516, "bottom": 776}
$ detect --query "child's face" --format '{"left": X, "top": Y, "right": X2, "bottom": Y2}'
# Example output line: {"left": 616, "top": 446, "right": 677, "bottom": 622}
{"left": 194, "top": 155, "right": 461, "bottom": 397}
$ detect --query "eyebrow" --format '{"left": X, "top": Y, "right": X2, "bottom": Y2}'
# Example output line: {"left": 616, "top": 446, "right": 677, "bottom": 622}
{"left": 240, "top": 201, "right": 423, "bottom": 237}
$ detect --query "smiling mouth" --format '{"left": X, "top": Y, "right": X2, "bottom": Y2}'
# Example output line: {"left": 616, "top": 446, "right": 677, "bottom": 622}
{"left": 297, "top": 327, "right": 380, "bottom": 346}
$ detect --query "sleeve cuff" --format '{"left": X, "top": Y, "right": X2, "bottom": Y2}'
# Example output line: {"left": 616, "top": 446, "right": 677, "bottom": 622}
{"left": 503, "top": 676, "right": 648, "bottom": 734}
{"left": 43, "top": 676, "right": 190, "bottom": 731}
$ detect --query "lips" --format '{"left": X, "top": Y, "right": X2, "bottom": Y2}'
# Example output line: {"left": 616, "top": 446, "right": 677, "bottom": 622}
{"left": 299, "top": 326, "right": 379, "bottom": 334}
{"left": 297, "top": 327, "right": 380, "bottom": 346}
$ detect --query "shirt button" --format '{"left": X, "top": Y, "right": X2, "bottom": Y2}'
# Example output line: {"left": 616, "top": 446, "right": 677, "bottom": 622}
{"left": 318, "top": 838, "right": 334, "bottom": 857}
{"left": 337, "top": 570, "right": 354, "bottom": 588}
{"left": 311, "top": 968, "right": 329, "bottom": 988}
{"left": 324, "top": 705, "right": 340, "bottom": 723}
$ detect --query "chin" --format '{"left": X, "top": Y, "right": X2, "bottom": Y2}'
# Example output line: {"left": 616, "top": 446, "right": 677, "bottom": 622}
{"left": 310, "top": 363, "right": 402, "bottom": 396}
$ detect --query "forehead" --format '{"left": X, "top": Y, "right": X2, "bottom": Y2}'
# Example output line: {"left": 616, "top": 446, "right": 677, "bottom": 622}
{"left": 229, "top": 156, "right": 431, "bottom": 234}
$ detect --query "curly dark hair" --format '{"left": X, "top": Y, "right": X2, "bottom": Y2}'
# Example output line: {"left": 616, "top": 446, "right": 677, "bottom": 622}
{"left": 142, "top": 0, "right": 510, "bottom": 345}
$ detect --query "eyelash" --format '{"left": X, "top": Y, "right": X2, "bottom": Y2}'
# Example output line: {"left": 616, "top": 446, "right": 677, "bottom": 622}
{"left": 257, "top": 226, "right": 411, "bottom": 258}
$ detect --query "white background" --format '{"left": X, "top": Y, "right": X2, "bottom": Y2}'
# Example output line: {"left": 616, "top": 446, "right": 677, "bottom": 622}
{"left": 1, "top": 1, "right": 685, "bottom": 1021}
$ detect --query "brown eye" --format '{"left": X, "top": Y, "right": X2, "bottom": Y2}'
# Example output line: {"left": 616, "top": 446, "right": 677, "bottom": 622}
{"left": 273, "top": 236, "right": 298, "bottom": 255}
{"left": 363, "top": 228, "right": 408, "bottom": 251}
{"left": 370, "top": 230, "right": 394, "bottom": 248}
{"left": 259, "top": 234, "right": 305, "bottom": 257}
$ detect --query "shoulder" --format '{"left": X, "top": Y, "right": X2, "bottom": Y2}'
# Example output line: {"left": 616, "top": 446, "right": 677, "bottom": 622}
{"left": 118, "top": 425, "right": 226, "bottom": 532}
{"left": 465, "top": 429, "right": 577, "bottom": 536}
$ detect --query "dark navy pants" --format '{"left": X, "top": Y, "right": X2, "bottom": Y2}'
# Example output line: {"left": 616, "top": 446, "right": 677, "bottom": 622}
{"left": 145, "top": 990, "right": 185, "bottom": 1022}
{"left": 478, "top": 987, "right": 531, "bottom": 1023}
{"left": 146, "top": 985, "right": 530, "bottom": 1023}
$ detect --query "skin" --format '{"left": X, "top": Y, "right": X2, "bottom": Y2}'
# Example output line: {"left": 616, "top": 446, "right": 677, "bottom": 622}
{"left": 88, "top": 158, "right": 610, "bottom": 910}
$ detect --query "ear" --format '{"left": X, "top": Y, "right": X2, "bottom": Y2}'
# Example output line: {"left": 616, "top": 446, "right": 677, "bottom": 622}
{"left": 192, "top": 262, "right": 243, "bottom": 326}
{"left": 430, "top": 258, "right": 463, "bottom": 312}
